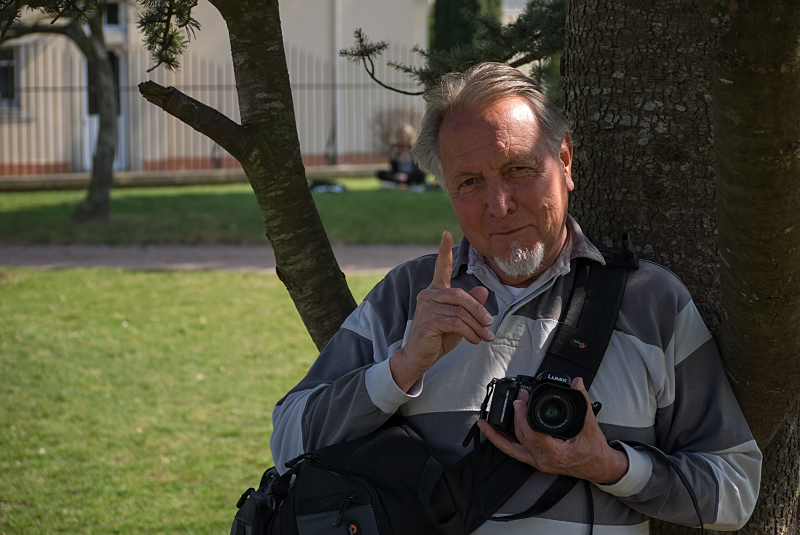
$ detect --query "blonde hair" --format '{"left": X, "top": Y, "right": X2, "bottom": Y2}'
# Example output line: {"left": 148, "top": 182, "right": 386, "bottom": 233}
{"left": 394, "top": 124, "right": 417, "bottom": 146}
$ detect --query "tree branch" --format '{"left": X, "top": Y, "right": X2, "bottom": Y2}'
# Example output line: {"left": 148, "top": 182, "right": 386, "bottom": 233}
{"left": 2, "top": 20, "right": 68, "bottom": 40}
{"left": 138, "top": 80, "right": 250, "bottom": 163}
{"left": 359, "top": 56, "right": 424, "bottom": 96}
{"left": 50, "top": 0, "right": 81, "bottom": 25}
{"left": 1, "top": 19, "right": 91, "bottom": 56}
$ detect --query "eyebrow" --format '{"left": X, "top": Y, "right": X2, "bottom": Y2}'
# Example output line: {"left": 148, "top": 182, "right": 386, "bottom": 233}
{"left": 500, "top": 153, "right": 545, "bottom": 172}
{"left": 447, "top": 151, "right": 546, "bottom": 182}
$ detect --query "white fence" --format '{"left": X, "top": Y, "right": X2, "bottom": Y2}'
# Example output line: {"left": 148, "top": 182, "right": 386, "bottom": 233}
{"left": 0, "top": 36, "right": 425, "bottom": 175}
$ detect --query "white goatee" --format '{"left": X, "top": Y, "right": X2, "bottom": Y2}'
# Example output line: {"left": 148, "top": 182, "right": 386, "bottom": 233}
{"left": 493, "top": 241, "right": 545, "bottom": 281}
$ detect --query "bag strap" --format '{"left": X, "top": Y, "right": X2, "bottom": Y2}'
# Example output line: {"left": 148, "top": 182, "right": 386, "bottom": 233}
{"left": 539, "top": 253, "right": 630, "bottom": 391}
{"left": 469, "top": 242, "right": 636, "bottom": 528}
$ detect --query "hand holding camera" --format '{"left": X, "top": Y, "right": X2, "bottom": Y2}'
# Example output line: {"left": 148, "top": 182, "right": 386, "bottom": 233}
{"left": 477, "top": 375, "right": 629, "bottom": 485}
{"left": 484, "top": 372, "right": 589, "bottom": 440}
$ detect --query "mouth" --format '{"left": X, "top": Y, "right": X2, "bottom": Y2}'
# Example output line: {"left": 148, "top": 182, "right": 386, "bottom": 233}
{"left": 493, "top": 226, "right": 529, "bottom": 238}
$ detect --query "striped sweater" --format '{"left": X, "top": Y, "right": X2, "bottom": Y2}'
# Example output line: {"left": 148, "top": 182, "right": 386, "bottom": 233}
{"left": 271, "top": 216, "right": 761, "bottom": 533}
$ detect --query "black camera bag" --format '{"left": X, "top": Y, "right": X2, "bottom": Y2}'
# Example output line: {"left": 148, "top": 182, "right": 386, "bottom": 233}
{"left": 231, "top": 418, "right": 535, "bottom": 535}
{"left": 232, "top": 238, "right": 640, "bottom": 535}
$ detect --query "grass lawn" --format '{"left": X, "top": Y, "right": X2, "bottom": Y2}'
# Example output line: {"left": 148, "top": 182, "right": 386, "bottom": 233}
{"left": 0, "top": 267, "right": 383, "bottom": 534}
{"left": 0, "top": 179, "right": 464, "bottom": 245}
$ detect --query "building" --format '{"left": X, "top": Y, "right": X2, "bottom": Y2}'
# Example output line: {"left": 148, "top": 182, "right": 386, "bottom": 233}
{"left": 0, "top": 0, "right": 429, "bottom": 176}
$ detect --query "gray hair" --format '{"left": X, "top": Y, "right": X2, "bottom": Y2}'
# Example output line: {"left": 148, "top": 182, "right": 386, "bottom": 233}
{"left": 411, "top": 62, "right": 570, "bottom": 185}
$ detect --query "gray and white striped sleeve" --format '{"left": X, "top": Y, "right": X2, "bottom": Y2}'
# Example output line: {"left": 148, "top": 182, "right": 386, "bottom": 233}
{"left": 600, "top": 289, "right": 761, "bottom": 530}
{"left": 269, "top": 258, "right": 433, "bottom": 472}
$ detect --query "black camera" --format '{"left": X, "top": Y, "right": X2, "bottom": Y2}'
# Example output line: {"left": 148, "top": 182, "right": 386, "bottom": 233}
{"left": 482, "top": 372, "right": 588, "bottom": 440}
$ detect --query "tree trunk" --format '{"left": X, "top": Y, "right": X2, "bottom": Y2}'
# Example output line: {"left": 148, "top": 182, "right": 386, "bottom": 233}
{"left": 207, "top": 0, "right": 357, "bottom": 350}
{"left": 704, "top": 1, "right": 800, "bottom": 532}
{"left": 2, "top": 8, "right": 116, "bottom": 221}
{"left": 564, "top": 0, "right": 717, "bottom": 328}
{"left": 73, "top": 7, "right": 116, "bottom": 221}
{"left": 700, "top": 0, "right": 800, "bottom": 450}
{"left": 565, "top": 0, "right": 800, "bottom": 533}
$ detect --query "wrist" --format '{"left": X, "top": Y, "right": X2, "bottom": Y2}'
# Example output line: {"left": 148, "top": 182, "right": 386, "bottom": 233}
{"left": 592, "top": 445, "right": 629, "bottom": 485}
{"left": 389, "top": 347, "right": 426, "bottom": 393}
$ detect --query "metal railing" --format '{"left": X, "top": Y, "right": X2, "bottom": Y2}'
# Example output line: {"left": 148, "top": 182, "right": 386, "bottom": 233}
{"left": 0, "top": 38, "right": 425, "bottom": 176}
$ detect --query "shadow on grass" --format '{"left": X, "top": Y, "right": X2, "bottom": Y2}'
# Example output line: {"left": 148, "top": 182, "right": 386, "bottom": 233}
{"left": 0, "top": 188, "right": 268, "bottom": 244}
{"left": 0, "top": 185, "right": 462, "bottom": 245}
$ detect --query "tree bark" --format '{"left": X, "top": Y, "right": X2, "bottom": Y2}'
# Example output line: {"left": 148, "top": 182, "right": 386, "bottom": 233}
{"left": 563, "top": 0, "right": 719, "bottom": 331}
{"left": 192, "top": 0, "right": 356, "bottom": 350}
{"left": 704, "top": 1, "right": 800, "bottom": 531}
{"left": 565, "top": 0, "right": 800, "bottom": 533}
{"left": 700, "top": 0, "right": 800, "bottom": 449}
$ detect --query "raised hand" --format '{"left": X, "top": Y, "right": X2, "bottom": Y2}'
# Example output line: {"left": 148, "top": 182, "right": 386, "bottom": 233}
{"left": 389, "top": 231, "right": 495, "bottom": 392}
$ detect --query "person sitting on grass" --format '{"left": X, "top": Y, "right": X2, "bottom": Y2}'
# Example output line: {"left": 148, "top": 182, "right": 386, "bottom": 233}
{"left": 377, "top": 124, "right": 426, "bottom": 191}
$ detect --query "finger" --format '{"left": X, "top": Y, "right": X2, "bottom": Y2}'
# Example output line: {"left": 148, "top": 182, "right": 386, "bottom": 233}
{"left": 428, "top": 312, "right": 492, "bottom": 344}
{"left": 431, "top": 231, "right": 453, "bottom": 289}
{"left": 478, "top": 420, "right": 535, "bottom": 466}
{"left": 571, "top": 377, "right": 598, "bottom": 427}
{"left": 571, "top": 377, "right": 593, "bottom": 409}
{"left": 427, "top": 300, "right": 493, "bottom": 339}
{"left": 513, "top": 398, "right": 533, "bottom": 442}
{"left": 424, "top": 287, "right": 493, "bottom": 327}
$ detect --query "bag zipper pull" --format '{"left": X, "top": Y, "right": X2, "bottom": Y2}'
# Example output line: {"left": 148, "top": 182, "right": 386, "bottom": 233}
{"left": 333, "top": 494, "right": 356, "bottom": 527}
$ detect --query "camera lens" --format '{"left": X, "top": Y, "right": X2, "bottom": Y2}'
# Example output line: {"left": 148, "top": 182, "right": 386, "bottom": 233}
{"left": 541, "top": 400, "right": 565, "bottom": 424}
{"left": 533, "top": 394, "right": 573, "bottom": 431}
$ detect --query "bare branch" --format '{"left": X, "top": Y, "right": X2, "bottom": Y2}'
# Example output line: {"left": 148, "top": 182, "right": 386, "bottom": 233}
{"left": 138, "top": 80, "right": 250, "bottom": 162}
{"left": 339, "top": 29, "right": 424, "bottom": 96}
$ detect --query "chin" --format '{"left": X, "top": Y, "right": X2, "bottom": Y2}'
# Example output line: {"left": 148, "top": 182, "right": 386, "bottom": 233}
{"left": 493, "top": 242, "right": 546, "bottom": 281}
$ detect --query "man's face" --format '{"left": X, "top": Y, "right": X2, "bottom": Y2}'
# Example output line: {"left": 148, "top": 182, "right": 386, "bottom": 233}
{"left": 438, "top": 97, "right": 574, "bottom": 286}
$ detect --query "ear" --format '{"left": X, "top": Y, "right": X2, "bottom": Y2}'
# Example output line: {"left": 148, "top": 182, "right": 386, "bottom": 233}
{"left": 559, "top": 132, "right": 574, "bottom": 192}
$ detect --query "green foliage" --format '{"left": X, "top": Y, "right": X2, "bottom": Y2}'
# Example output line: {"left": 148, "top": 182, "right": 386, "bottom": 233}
{"left": 429, "top": 0, "right": 503, "bottom": 52}
{"left": 342, "top": 0, "right": 566, "bottom": 103}
{"left": 136, "top": 0, "right": 200, "bottom": 72}
{"left": 0, "top": 0, "right": 101, "bottom": 40}
{"left": 0, "top": 0, "right": 200, "bottom": 72}
{"left": 0, "top": 267, "right": 382, "bottom": 533}
{"left": 430, "top": 0, "right": 482, "bottom": 52}
{"left": 0, "top": 181, "right": 463, "bottom": 245}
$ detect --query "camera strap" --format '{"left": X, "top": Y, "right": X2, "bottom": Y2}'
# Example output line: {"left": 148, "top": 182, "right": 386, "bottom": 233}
{"left": 539, "top": 250, "right": 631, "bottom": 391}
{"left": 467, "top": 243, "right": 637, "bottom": 531}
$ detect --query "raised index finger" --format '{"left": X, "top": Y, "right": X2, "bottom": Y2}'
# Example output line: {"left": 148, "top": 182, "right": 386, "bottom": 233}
{"left": 431, "top": 231, "right": 453, "bottom": 289}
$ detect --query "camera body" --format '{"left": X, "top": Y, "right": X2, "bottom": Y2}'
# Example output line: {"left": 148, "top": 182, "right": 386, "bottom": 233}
{"left": 485, "top": 372, "right": 587, "bottom": 440}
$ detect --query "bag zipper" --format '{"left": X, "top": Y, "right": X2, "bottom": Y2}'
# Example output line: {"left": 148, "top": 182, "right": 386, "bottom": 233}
{"left": 307, "top": 455, "right": 393, "bottom": 534}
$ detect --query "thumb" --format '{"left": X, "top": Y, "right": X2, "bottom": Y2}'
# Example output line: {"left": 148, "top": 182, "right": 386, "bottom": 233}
{"left": 468, "top": 285, "right": 490, "bottom": 305}
{"left": 571, "top": 377, "right": 593, "bottom": 408}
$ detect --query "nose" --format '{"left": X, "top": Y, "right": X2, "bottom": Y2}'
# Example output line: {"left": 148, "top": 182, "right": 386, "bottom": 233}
{"left": 486, "top": 178, "right": 516, "bottom": 218}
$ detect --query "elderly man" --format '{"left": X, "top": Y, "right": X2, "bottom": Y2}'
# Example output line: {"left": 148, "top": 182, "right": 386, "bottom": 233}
{"left": 271, "top": 62, "right": 761, "bottom": 533}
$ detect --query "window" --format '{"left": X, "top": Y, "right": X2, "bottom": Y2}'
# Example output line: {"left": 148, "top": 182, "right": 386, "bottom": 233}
{"left": 105, "top": 2, "right": 120, "bottom": 25}
{"left": 87, "top": 52, "right": 120, "bottom": 116}
{"left": 0, "top": 48, "right": 17, "bottom": 108}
